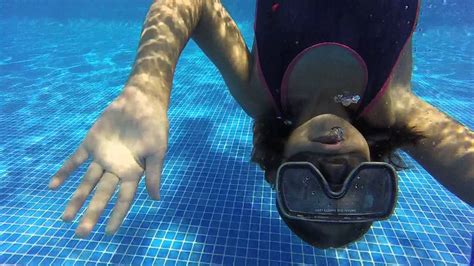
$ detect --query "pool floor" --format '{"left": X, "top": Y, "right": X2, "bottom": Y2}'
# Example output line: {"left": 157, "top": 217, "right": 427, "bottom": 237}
{"left": 0, "top": 16, "right": 473, "bottom": 265}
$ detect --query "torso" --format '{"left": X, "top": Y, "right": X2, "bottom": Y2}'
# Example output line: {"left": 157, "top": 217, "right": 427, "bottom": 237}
{"left": 239, "top": 0, "right": 419, "bottom": 129}
{"left": 244, "top": 36, "right": 414, "bottom": 129}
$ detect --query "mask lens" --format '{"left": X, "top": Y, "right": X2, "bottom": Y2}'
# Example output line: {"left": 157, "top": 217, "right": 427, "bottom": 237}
{"left": 276, "top": 162, "right": 397, "bottom": 222}
{"left": 280, "top": 167, "right": 327, "bottom": 214}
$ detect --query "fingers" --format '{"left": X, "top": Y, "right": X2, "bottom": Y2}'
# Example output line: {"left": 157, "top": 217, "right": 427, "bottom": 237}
{"left": 49, "top": 145, "right": 89, "bottom": 190}
{"left": 145, "top": 153, "right": 165, "bottom": 200}
{"left": 75, "top": 172, "right": 119, "bottom": 238}
{"left": 105, "top": 179, "right": 140, "bottom": 235}
{"left": 62, "top": 162, "right": 104, "bottom": 222}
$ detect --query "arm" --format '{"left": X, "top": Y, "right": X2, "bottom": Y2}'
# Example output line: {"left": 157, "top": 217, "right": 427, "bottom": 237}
{"left": 125, "top": 0, "right": 203, "bottom": 109}
{"left": 50, "top": 0, "right": 253, "bottom": 237}
{"left": 125, "top": 0, "right": 252, "bottom": 113}
{"left": 126, "top": 0, "right": 251, "bottom": 203}
{"left": 399, "top": 93, "right": 474, "bottom": 206}
{"left": 382, "top": 37, "right": 473, "bottom": 206}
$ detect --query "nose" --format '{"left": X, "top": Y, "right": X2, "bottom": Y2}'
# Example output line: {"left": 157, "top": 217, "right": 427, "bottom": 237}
{"left": 306, "top": 152, "right": 367, "bottom": 191}
{"left": 318, "top": 161, "right": 349, "bottom": 191}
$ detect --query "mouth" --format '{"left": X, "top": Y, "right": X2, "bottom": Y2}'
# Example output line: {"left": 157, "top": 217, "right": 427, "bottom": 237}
{"left": 309, "top": 127, "right": 345, "bottom": 145}
{"left": 311, "top": 134, "right": 343, "bottom": 144}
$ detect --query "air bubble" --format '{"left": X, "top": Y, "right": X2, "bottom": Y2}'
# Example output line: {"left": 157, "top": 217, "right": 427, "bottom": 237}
{"left": 303, "top": 177, "right": 310, "bottom": 186}
{"left": 311, "top": 191, "right": 316, "bottom": 195}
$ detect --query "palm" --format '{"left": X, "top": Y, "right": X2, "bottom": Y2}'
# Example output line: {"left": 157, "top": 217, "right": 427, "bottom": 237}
{"left": 48, "top": 88, "right": 169, "bottom": 237}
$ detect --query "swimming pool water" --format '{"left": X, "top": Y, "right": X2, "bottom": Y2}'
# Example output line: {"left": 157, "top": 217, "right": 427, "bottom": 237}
{"left": 0, "top": 1, "right": 473, "bottom": 265}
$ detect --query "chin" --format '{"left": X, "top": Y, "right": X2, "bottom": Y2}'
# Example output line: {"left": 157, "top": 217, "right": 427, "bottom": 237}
{"left": 284, "top": 113, "right": 371, "bottom": 159}
{"left": 277, "top": 203, "right": 372, "bottom": 249}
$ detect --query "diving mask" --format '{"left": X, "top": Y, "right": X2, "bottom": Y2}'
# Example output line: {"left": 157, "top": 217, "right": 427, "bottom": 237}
{"left": 276, "top": 161, "right": 397, "bottom": 223}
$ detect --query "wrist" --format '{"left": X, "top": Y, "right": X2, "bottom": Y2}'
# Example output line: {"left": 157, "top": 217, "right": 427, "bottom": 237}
{"left": 123, "top": 75, "right": 170, "bottom": 111}
{"left": 121, "top": 84, "right": 169, "bottom": 116}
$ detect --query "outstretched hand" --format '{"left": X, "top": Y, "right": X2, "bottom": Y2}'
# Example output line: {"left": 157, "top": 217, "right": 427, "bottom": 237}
{"left": 48, "top": 87, "right": 169, "bottom": 237}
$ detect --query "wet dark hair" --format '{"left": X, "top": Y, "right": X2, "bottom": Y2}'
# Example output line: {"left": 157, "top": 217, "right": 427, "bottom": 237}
{"left": 250, "top": 116, "right": 427, "bottom": 186}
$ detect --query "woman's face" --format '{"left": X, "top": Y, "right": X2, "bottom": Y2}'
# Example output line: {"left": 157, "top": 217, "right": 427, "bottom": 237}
{"left": 279, "top": 113, "right": 373, "bottom": 248}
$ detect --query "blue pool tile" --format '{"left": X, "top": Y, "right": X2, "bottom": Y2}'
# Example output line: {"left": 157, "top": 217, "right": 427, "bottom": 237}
{"left": 40, "top": 257, "right": 54, "bottom": 265}
{"left": 164, "top": 259, "right": 177, "bottom": 266}
{"left": 235, "top": 258, "right": 246, "bottom": 265}
{"left": 453, "top": 253, "right": 469, "bottom": 264}
{"left": 360, "top": 252, "right": 371, "bottom": 261}
{"left": 200, "top": 254, "right": 212, "bottom": 263}
{"left": 178, "top": 251, "right": 190, "bottom": 260}
{"left": 100, "top": 252, "right": 112, "bottom": 261}
{"left": 223, "top": 256, "right": 234, "bottom": 265}
{"left": 212, "top": 255, "right": 224, "bottom": 264}
{"left": 371, "top": 252, "right": 383, "bottom": 262}
{"left": 155, "top": 258, "right": 166, "bottom": 264}
{"left": 4, "top": 255, "right": 21, "bottom": 264}
{"left": 247, "top": 248, "right": 258, "bottom": 257}
{"left": 440, "top": 252, "right": 455, "bottom": 261}
{"left": 131, "top": 256, "right": 144, "bottom": 265}
{"left": 110, "top": 254, "right": 123, "bottom": 264}
{"left": 384, "top": 254, "right": 396, "bottom": 264}
{"left": 395, "top": 255, "right": 409, "bottom": 265}
{"left": 189, "top": 252, "right": 201, "bottom": 261}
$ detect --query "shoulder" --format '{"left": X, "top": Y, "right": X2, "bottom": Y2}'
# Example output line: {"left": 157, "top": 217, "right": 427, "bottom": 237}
{"left": 358, "top": 83, "right": 410, "bottom": 129}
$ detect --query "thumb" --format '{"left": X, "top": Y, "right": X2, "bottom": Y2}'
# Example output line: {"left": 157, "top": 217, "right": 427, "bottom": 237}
{"left": 145, "top": 153, "right": 166, "bottom": 200}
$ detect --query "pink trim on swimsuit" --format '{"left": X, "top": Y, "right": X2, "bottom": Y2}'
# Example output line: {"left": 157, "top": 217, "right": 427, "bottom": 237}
{"left": 253, "top": 0, "right": 420, "bottom": 120}
{"left": 254, "top": 40, "right": 282, "bottom": 117}
{"left": 253, "top": 0, "right": 282, "bottom": 117}
{"left": 356, "top": 0, "right": 421, "bottom": 119}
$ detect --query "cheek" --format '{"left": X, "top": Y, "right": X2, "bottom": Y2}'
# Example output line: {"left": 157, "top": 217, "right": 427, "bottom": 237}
{"left": 283, "top": 136, "right": 307, "bottom": 158}
{"left": 354, "top": 135, "right": 371, "bottom": 159}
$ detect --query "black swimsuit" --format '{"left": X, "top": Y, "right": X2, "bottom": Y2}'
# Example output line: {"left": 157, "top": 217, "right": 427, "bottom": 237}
{"left": 254, "top": 0, "right": 419, "bottom": 120}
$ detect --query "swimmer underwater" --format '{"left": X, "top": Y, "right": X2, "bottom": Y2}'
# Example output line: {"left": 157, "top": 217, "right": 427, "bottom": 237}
{"left": 47, "top": 0, "right": 474, "bottom": 248}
